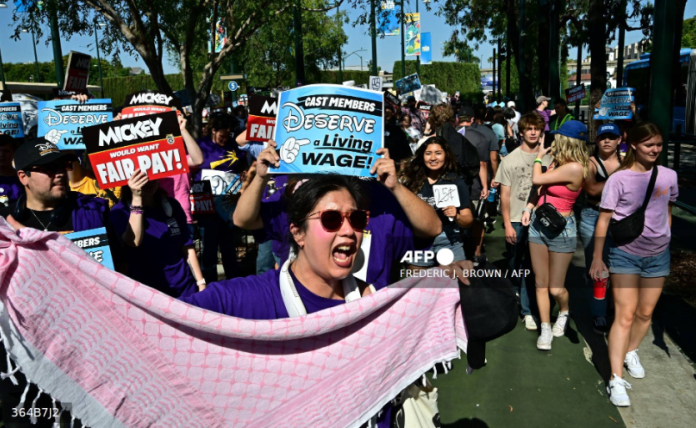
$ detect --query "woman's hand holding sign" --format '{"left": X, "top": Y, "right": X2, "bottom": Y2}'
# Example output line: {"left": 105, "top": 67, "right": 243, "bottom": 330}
{"left": 256, "top": 140, "right": 280, "bottom": 179}
{"left": 442, "top": 206, "right": 458, "bottom": 218}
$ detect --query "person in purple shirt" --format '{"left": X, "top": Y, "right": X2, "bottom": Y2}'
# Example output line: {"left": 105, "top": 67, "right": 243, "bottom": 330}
{"left": 0, "top": 135, "right": 23, "bottom": 207}
{"left": 111, "top": 170, "right": 205, "bottom": 298}
{"left": 590, "top": 122, "right": 678, "bottom": 408}
{"left": 535, "top": 95, "right": 553, "bottom": 132}
{"left": 181, "top": 175, "right": 394, "bottom": 427}
{"left": 233, "top": 141, "right": 442, "bottom": 289}
{"left": 192, "top": 115, "right": 249, "bottom": 282}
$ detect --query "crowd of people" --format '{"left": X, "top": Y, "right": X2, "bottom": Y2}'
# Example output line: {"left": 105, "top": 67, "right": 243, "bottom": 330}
{"left": 0, "top": 86, "right": 679, "bottom": 425}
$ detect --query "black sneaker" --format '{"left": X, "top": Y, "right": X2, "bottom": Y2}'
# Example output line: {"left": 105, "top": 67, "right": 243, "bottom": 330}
{"left": 593, "top": 316, "right": 608, "bottom": 335}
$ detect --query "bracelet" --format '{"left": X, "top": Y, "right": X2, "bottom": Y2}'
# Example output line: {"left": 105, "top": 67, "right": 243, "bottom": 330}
{"left": 523, "top": 208, "right": 533, "bottom": 214}
{"left": 196, "top": 279, "right": 207, "bottom": 286}
{"left": 534, "top": 159, "right": 543, "bottom": 164}
{"left": 130, "top": 205, "right": 144, "bottom": 215}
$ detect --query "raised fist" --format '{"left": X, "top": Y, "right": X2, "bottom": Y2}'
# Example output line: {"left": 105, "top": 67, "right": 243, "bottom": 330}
{"left": 45, "top": 129, "right": 67, "bottom": 144}
{"left": 279, "top": 137, "right": 311, "bottom": 164}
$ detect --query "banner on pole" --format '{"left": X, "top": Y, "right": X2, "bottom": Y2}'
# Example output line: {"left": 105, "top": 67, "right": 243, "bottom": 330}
{"left": 82, "top": 111, "right": 188, "bottom": 189}
{"left": 0, "top": 102, "right": 24, "bottom": 138}
{"left": 405, "top": 13, "right": 421, "bottom": 56}
{"left": 378, "top": 1, "right": 400, "bottom": 36}
{"left": 208, "top": 14, "right": 227, "bottom": 53}
{"left": 395, "top": 73, "right": 422, "bottom": 94}
{"left": 37, "top": 99, "right": 113, "bottom": 150}
{"left": 122, "top": 91, "right": 181, "bottom": 119}
{"left": 593, "top": 87, "right": 635, "bottom": 120}
{"left": 246, "top": 95, "right": 278, "bottom": 142}
{"left": 565, "top": 84, "right": 586, "bottom": 103}
{"left": 271, "top": 84, "right": 384, "bottom": 177}
{"left": 66, "top": 227, "right": 115, "bottom": 270}
{"left": 421, "top": 32, "right": 432, "bottom": 65}
{"left": 369, "top": 76, "right": 383, "bottom": 92}
{"left": 63, "top": 51, "right": 91, "bottom": 92}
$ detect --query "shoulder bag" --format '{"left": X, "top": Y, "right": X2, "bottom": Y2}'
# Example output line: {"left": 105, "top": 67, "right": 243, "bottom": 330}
{"left": 609, "top": 166, "right": 658, "bottom": 246}
{"left": 535, "top": 187, "right": 567, "bottom": 234}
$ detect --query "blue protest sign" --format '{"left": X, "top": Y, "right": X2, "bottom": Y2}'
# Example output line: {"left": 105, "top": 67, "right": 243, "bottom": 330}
{"left": 66, "top": 227, "right": 115, "bottom": 270}
{"left": 228, "top": 81, "right": 239, "bottom": 91}
{"left": 37, "top": 99, "right": 113, "bottom": 150}
{"left": 421, "top": 33, "right": 432, "bottom": 65}
{"left": 0, "top": 103, "right": 25, "bottom": 138}
{"left": 395, "top": 73, "right": 422, "bottom": 95}
{"left": 271, "top": 84, "right": 384, "bottom": 177}
{"left": 593, "top": 87, "right": 635, "bottom": 120}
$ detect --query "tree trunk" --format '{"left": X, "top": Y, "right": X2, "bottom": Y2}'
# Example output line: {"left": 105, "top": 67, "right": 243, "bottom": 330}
{"left": 587, "top": 0, "right": 607, "bottom": 140}
{"left": 508, "top": 0, "right": 535, "bottom": 112}
{"left": 537, "top": 2, "right": 550, "bottom": 96}
{"left": 672, "top": 0, "right": 688, "bottom": 126}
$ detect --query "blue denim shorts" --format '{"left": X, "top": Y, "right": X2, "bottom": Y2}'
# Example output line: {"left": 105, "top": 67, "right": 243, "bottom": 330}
{"left": 410, "top": 231, "right": 466, "bottom": 267}
{"left": 528, "top": 212, "right": 577, "bottom": 253}
{"left": 608, "top": 246, "right": 671, "bottom": 278}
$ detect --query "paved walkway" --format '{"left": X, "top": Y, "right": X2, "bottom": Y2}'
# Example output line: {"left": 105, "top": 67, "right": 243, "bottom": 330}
{"left": 432, "top": 212, "right": 696, "bottom": 428}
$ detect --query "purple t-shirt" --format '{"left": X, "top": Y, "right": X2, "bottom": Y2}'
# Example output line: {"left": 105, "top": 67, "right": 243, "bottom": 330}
{"left": 600, "top": 166, "right": 678, "bottom": 256}
{"left": 111, "top": 197, "right": 197, "bottom": 298}
{"left": 193, "top": 135, "right": 247, "bottom": 181}
{"left": 180, "top": 268, "right": 392, "bottom": 427}
{"left": 536, "top": 109, "right": 551, "bottom": 132}
{"left": 259, "top": 181, "right": 424, "bottom": 289}
{"left": 0, "top": 175, "right": 23, "bottom": 207}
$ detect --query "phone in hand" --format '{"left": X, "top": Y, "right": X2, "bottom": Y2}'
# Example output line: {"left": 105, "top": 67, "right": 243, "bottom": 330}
{"left": 543, "top": 132, "right": 553, "bottom": 149}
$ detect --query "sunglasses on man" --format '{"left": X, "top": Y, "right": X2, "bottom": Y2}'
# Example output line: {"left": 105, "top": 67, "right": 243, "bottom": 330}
{"left": 25, "top": 161, "right": 74, "bottom": 176}
{"left": 304, "top": 210, "right": 370, "bottom": 233}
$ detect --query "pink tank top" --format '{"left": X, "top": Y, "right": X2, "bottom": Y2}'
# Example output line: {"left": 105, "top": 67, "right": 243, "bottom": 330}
{"left": 538, "top": 184, "right": 581, "bottom": 212}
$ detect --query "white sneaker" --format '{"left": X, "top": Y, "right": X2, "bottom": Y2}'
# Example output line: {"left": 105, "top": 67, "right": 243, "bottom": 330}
{"left": 624, "top": 349, "right": 646, "bottom": 379}
{"left": 552, "top": 311, "right": 569, "bottom": 337}
{"left": 523, "top": 315, "right": 538, "bottom": 330}
{"left": 607, "top": 375, "right": 632, "bottom": 407}
{"left": 537, "top": 323, "right": 553, "bottom": 350}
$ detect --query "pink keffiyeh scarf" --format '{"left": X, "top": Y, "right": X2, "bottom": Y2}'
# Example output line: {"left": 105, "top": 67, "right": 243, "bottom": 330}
{"left": 0, "top": 219, "right": 467, "bottom": 428}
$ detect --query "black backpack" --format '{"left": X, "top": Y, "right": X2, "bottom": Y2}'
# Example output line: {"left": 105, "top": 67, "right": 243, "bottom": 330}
{"left": 436, "top": 123, "right": 481, "bottom": 180}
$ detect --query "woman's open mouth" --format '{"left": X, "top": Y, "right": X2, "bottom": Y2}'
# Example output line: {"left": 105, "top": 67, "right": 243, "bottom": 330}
{"left": 332, "top": 244, "right": 356, "bottom": 268}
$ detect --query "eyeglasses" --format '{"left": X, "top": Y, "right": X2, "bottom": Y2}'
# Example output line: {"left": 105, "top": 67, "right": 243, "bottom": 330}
{"left": 26, "top": 161, "right": 73, "bottom": 176}
{"left": 304, "top": 210, "right": 370, "bottom": 232}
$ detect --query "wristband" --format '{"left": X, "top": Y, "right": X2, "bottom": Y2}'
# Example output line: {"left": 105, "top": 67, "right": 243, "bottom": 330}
{"left": 196, "top": 279, "right": 207, "bottom": 286}
{"left": 534, "top": 159, "right": 543, "bottom": 165}
{"left": 523, "top": 208, "right": 532, "bottom": 214}
{"left": 130, "top": 205, "right": 144, "bottom": 215}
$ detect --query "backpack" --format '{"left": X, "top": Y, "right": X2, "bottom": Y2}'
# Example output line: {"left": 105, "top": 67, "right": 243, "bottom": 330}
{"left": 436, "top": 123, "right": 481, "bottom": 180}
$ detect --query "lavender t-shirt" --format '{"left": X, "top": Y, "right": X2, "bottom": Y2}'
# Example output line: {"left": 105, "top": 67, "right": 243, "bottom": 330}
{"left": 600, "top": 166, "right": 678, "bottom": 256}
{"left": 0, "top": 175, "right": 23, "bottom": 207}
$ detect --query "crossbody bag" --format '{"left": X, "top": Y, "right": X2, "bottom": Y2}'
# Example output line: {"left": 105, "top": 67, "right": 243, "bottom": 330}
{"left": 535, "top": 187, "right": 567, "bottom": 234}
{"left": 608, "top": 166, "right": 658, "bottom": 246}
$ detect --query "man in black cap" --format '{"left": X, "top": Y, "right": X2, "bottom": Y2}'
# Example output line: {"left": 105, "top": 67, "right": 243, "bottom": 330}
{"left": 400, "top": 96, "right": 426, "bottom": 135}
{"left": 0, "top": 138, "right": 110, "bottom": 233}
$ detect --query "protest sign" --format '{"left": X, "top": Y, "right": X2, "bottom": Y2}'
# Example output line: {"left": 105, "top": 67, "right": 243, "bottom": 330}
{"left": 189, "top": 181, "right": 215, "bottom": 215}
{"left": 433, "top": 184, "right": 461, "bottom": 222}
{"left": 593, "top": 87, "right": 635, "bottom": 120}
{"left": 214, "top": 176, "right": 244, "bottom": 223}
{"left": 419, "top": 104, "right": 432, "bottom": 120}
{"left": 66, "top": 227, "right": 115, "bottom": 270}
{"left": 395, "top": 73, "right": 422, "bottom": 95}
{"left": 565, "top": 84, "right": 586, "bottom": 103}
{"left": 246, "top": 95, "right": 278, "bottom": 142}
{"left": 0, "top": 102, "right": 24, "bottom": 138}
{"left": 201, "top": 169, "right": 241, "bottom": 196}
{"left": 121, "top": 91, "right": 182, "bottom": 118}
{"left": 369, "top": 76, "right": 383, "bottom": 92}
{"left": 405, "top": 13, "right": 421, "bottom": 56}
{"left": 271, "top": 84, "right": 384, "bottom": 177}
{"left": 384, "top": 90, "right": 400, "bottom": 110}
{"left": 378, "top": 1, "right": 400, "bottom": 36}
{"left": 82, "top": 111, "right": 188, "bottom": 189}
{"left": 421, "top": 32, "right": 432, "bottom": 65}
{"left": 63, "top": 51, "right": 91, "bottom": 92}
{"left": 37, "top": 99, "right": 112, "bottom": 150}
{"left": 420, "top": 85, "right": 443, "bottom": 105}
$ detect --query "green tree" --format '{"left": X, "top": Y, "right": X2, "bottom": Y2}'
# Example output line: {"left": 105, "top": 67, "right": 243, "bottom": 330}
{"left": 682, "top": 16, "right": 696, "bottom": 48}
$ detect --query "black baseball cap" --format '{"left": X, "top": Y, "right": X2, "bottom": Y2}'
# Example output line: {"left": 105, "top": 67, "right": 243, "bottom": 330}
{"left": 458, "top": 106, "right": 475, "bottom": 118}
{"left": 13, "top": 138, "right": 77, "bottom": 171}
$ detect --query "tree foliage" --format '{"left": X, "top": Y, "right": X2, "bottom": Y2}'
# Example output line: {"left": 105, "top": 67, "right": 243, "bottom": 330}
{"left": 3, "top": 55, "right": 132, "bottom": 85}
{"left": 682, "top": 15, "right": 696, "bottom": 48}
{"left": 392, "top": 60, "right": 482, "bottom": 101}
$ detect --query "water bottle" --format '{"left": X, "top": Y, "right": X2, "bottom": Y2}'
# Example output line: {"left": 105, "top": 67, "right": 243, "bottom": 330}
{"left": 487, "top": 187, "right": 497, "bottom": 203}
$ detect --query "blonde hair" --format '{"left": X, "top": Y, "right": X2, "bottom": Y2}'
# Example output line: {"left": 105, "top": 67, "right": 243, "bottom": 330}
{"left": 552, "top": 135, "right": 590, "bottom": 178}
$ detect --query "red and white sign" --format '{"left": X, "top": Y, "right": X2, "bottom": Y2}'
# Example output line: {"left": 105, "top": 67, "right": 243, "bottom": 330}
{"left": 64, "top": 51, "right": 91, "bottom": 92}
{"left": 190, "top": 181, "right": 215, "bottom": 214}
{"left": 121, "top": 91, "right": 182, "bottom": 119}
{"left": 565, "top": 84, "right": 586, "bottom": 103}
{"left": 246, "top": 95, "right": 277, "bottom": 142}
{"left": 82, "top": 111, "right": 188, "bottom": 189}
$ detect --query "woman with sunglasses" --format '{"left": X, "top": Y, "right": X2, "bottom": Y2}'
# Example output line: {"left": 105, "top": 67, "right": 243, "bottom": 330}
{"left": 400, "top": 136, "right": 473, "bottom": 268}
{"left": 590, "top": 122, "right": 677, "bottom": 407}
{"left": 233, "top": 141, "right": 441, "bottom": 290}
{"left": 580, "top": 123, "right": 624, "bottom": 335}
{"left": 110, "top": 170, "right": 205, "bottom": 298}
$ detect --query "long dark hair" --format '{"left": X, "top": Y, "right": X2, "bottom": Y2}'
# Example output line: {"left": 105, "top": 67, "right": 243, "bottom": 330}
{"left": 286, "top": 175, "right": 369, "bottom": 255}
{"left": 400, "top": 137, "right": 458, "bottom": 193}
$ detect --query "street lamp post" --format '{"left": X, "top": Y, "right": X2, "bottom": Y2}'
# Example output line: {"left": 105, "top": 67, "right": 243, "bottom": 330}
{"left": 343, "top": 49, "right": 366, "bottom": 74}
{"left": 94, "top": 22, "right": 106, "bottom": 95}
{"left": 22, "top": 28, "right": 41, "bottom": 83}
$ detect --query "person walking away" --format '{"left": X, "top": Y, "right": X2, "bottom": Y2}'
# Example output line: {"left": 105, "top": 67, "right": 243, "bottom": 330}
{"left": 401, "top": 136, "right": 474, "bottom": 269}
{"left": 523, "top": 121, "right": 588, "bottom": 350}
{"left": 492, "top": 113, "right": 552, "bottom": 331}
{"left": 590, "top": 122, "right": 678, "bottom": 407}
{"left": 506, "top": 101, "right": 522, "bottom": 134}
{"left": 580, "top": 123, "right": 623, "bottom": 335}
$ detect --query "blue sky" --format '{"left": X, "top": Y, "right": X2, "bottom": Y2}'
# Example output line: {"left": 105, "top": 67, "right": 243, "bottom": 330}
{"left": 0, "top": 0, "right": 694, "bottom": 75}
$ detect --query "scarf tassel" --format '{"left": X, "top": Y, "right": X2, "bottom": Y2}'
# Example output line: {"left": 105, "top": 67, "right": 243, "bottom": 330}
{"left": 29, "top": 388, "right": 43, "bottom": 425}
